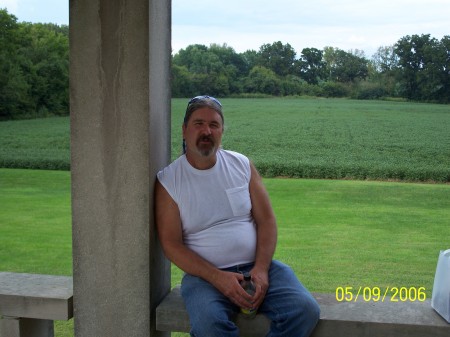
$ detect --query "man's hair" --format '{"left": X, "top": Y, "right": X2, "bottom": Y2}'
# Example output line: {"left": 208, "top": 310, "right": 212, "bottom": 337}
{"left": 183, "top": 96, "right": 224, "bottom": 127}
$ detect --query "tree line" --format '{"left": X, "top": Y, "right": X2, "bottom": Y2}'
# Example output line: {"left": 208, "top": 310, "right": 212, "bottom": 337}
{"left": 1, "top": 8, "right": 448, "bottom": 120}
{"left": 0, "top": 9, "right": 69, "bottom": 120}
{"left": 173, "top": 36, "right": 449, "bottom": 103}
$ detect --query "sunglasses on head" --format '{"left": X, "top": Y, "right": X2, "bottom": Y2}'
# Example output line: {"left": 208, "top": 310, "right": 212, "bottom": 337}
{"left": 187, "top": 95, "right": 222, "bottom": 108}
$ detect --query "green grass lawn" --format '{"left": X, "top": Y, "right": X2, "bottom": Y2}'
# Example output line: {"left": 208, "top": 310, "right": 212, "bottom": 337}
{"left": 0, "top": 169, "right": 72, "bottom": 275}
{"left": 1, "top": 168, "right": 449, "bottom": 336}
{"left": 266, "top": 178, "right": 450, "bottom": 292}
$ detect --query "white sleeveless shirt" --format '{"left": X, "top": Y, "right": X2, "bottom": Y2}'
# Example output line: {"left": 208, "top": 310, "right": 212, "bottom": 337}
{"left": 157, "top": 150, "right": 257, "bottom": 268}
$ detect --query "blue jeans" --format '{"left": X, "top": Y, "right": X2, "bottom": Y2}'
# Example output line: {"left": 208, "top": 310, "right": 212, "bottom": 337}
{"left": 181, "top": 260, "right": 320, "bottom": 337}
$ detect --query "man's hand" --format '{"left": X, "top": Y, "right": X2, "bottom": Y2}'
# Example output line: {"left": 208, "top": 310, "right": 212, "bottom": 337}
{"left": 211, "top": 270, "right": 255, "bottom": 310}
{"left": 250, "top": 267, "right": 269, "bottom": 309}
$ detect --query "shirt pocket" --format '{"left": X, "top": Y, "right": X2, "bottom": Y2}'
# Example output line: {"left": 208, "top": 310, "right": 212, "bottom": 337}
{"left": 226, "top": 185, "right": 252, "bottom": 217}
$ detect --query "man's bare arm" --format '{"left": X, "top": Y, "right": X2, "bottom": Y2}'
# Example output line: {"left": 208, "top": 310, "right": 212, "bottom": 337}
{"left": 249, "top": 162, "right": 277, "bottom": 270}
{"left": 248, "top": 162, "right": 278, "bottom": 307}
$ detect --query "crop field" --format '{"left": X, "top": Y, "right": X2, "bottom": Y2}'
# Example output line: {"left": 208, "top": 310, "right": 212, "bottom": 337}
{"left": 171, "top": 98, "right": 450, "bottom": 182}
{"left": 0, "top": 116, "right": 70, "bottom": 170}
{"left": 1, "top": 97, "right": 450, "bottom": 182}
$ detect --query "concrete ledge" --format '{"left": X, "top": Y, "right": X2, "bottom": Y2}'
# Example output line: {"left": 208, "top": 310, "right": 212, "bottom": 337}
{"left": 156, "top": 285, "right": 270, "bottom": 337}
{"left": 156, "top": 286, "right": 450, "bottom": 337}
{"left": 0, "top": 272, "right": 73, "bottom": 321}
{"left": 0, "top": 316, "right": 54, "bottom": 337}
{"left": 312, "top": 293, "right": 450, "bottom": 337}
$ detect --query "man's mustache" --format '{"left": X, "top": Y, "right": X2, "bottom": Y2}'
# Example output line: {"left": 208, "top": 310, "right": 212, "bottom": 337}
{"left": 197, "top": 135, "right": 214, "bottom": 144}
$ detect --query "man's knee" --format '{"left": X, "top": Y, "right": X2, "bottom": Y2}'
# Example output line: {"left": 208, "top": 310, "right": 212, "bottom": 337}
{"left": 291, "top": 293, "right": 320, "bottom": 334}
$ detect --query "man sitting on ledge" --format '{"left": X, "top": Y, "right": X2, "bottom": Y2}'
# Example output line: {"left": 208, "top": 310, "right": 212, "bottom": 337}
{"left": 155, "top": 95, "right": 320, "bottom": 337}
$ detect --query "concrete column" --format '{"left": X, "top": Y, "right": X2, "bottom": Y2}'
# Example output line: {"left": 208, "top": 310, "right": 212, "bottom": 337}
{"left": 69, "top": 1, "right": 171, "bottom": 336}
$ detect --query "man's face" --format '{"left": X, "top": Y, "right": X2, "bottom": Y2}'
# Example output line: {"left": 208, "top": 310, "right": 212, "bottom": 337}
{"left": 182, "top": 107, "right": 224, "bottom": 159}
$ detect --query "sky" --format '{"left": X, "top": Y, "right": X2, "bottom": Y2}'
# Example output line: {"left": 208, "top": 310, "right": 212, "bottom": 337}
{"left": 1, "top": 0, "right": 449, "bottom": 57}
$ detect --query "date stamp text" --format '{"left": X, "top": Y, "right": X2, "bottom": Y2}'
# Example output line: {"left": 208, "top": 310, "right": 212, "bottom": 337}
{"left": 335, "top": 286, "right": 427, "bottom": 302}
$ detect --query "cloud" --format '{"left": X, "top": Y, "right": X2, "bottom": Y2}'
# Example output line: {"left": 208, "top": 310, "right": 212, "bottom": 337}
{"left": 2, "top": 0, "right": 448, "bottom": 57}
{"left": 0, "top": 0, "right": 68, "bottom": 24}
{"left": 0, "top": 0, "right": 19, "bottom": 12}
{"left": 172, "top": 0, "right": 450, "bottom": 56}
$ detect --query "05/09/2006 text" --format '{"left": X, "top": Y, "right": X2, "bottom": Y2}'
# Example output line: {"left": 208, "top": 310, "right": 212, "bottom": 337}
{"left": 335, "top": 286, "right": 426, "bottom": 302}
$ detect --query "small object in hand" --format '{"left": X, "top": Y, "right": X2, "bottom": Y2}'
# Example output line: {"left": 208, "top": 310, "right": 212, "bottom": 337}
{"left": 240, "top": 272, "right": 257, "bottom": 318}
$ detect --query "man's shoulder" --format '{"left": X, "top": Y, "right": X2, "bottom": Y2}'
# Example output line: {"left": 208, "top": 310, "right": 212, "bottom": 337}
{"left": 219, "top": 149, "right": 251, "bottom": 175}
{"left": 220, "top": 149, "right": 249, "bottom": 162}
{"left": 157, "top": 155, "right": 185, "bottom": 179}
